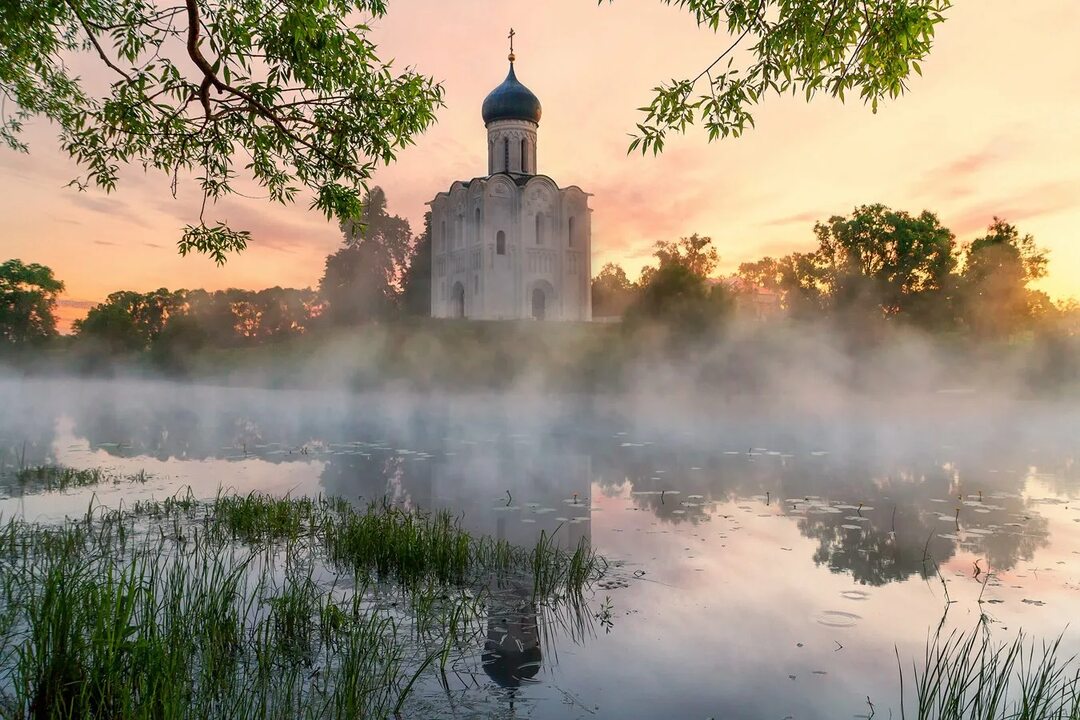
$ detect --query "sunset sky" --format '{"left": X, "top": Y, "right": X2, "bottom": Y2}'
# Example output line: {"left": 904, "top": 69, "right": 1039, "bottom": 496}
{"left": 2, "top": 0, "right": 1078, "bottom": 329}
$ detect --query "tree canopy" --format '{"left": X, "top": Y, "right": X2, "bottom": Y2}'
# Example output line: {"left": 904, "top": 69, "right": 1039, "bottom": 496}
{"left": 627, "top": 234, "right": 733, "bottom": 334}
{"left": 813, "top": 204, "right": 956, "bottom": 321}
{"left": 0, "top": 0, "right": 442, "bottom": 262}
{"left": 320, "top": 187, "right": 414, "bottom": 325}
{"left": 399, "top": 213, "right": 433, "bottom": 317}
{"left": 592, "top": 262, "right": 637, "bottom": 318}
{"left": 960, "top": 218, "right": 1049, "bottom": 337}
{"left": 735, "top": 206, "right": 1054, "bottom": 336}
{"left": 74, "top": 289, "right": 185, "bottom": 352}
{"left": 73, "top": 286, "right": 321, "bottom": 356}
{"left": 614, "top": 0, "right": 951, "bottom": 153}
{"left": 642, "top": 233, "right": 721, "bottom": 282}
{"left": 736, "top": 252, "right": 825, "bottom": 318}
{"left": 0, "top": 259, "right": 65, "bottom": 344}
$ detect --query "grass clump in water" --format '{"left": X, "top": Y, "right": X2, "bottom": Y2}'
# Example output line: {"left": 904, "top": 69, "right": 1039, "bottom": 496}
{"left": 208, "top": 492, "right": 321, "bottom": 544}
{"left": 2, "top": 465, "right": 150, "bottom": 494}
{"left": 200, "top": 491, "right": 605, "bottom": 596}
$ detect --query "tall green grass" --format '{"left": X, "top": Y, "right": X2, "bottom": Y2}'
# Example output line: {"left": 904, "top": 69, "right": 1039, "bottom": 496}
{"left": 900, "top": 627, "right": 1080, "bottom": 719}
{"left": 0, "top": 489, "right": 607, "bottom": 719}
{"left": 201, "top": 491, "right": 604, "bottom": 595}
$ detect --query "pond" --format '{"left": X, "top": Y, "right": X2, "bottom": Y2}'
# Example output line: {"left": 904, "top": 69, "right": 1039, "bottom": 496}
{"left": 1, "top": 377, "right": 1078, "bottom": 719}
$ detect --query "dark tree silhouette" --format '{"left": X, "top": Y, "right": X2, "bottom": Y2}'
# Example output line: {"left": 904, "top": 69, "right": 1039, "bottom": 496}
{"left": 320, "top": 187, "right": 412, "bottom": 325}
{"left": 400, "top": 213, "right": 432, "bottom": 317}
{"left": 0, "top": 259, "right": 64, "bottom": 344}
{"left": 960, "top": 218, "right": 1049, "bottom": 338}
{"left": 591, "top": 263, "right": 637, "bottom": 318}
{"left": 813, "top": 204, "right": 957, "bottom": 324}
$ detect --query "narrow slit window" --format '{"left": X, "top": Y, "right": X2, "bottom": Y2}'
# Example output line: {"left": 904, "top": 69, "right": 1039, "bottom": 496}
{"left": 521, "top": 138, "right": 528, "bottom": 173}
{"left": 503, "top": 138, "right": 510, "bottom": 173}
{"left": 496, "top": 230, "right": 506, "bottom": 255}
{"left": 535, "top": 214, "right": 543, "bottom": 245}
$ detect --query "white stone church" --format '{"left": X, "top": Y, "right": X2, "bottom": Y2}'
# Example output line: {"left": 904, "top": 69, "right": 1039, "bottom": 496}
{"left": 429, "top": 42, "right": 592, "bottom": 321}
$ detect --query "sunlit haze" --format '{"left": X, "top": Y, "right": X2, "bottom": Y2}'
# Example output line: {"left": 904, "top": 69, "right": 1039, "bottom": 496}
{"left": 2, "top": 0, "right": 1078, "bottom": 330}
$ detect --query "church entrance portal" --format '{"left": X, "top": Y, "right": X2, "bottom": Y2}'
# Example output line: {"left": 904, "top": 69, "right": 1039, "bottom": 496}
{"left": 531, "top": 288, "right": 546, "bottom": 320}
{"left": 452, "top": 282, "right": 465, "bottom": 318}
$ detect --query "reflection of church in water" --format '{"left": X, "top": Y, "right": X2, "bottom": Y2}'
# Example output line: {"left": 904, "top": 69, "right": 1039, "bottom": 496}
{"left": 429, "top": 32, "right": 593, "bottom": 321}
{"left": 423, "top": 437, "right": 592, "bottom": 698}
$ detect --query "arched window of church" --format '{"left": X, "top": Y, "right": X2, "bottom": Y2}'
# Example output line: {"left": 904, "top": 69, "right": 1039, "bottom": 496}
{"left": 535, "top": 213, "right": 543, "bottom": 246}
{"left": 503, "top": 138, "right": 510, "bottom": 173}
{"left": 474, "top": 208, "right": 481, "bottom": 244}
{"left": 520, "top": 138, "right": 528, "bottom": 173}
{"left": 496, "top": 230, "right": 506, "bottom": 255}
{"left": 568, "top": 217, "right": 575, "bottom": 247}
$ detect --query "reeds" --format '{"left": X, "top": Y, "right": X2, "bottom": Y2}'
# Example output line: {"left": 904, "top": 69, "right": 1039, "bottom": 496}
{"left": 900, "top": 627, "right": 1080, "bottom": 719}
{"left": 3, "top": 465, "right": 149, "bottom": 494}
{"left": 0, "top": 489, "right": 606, "bottom": 719}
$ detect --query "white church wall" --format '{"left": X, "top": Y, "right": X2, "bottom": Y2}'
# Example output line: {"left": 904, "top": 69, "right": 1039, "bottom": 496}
{"left": 483, "top": 177, "right": 518, "bottom": 319}
{"left": 468, "top": 182, "right": 485, "bottom": 317}
{"left": 522, "top": 177, "right": 564, "bottom": 319}
{"left": 559, "top": 188, "right": 592, "bottom": 321}
{"left": 449, "top": 185, "right": 470, "bottom": 316}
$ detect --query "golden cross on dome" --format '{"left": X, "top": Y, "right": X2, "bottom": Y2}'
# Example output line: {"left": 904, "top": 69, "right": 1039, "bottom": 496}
{"left": 508, "top": 28, "right": 516, "bottom": 62}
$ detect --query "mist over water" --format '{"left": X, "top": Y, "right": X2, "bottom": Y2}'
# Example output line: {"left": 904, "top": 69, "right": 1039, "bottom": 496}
{"left": 1, "top": 323, "right": 1078, "bottom": 720}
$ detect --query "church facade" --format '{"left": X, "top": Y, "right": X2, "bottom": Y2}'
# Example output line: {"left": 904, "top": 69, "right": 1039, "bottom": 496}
{"left": 429, "top": 45, "right": 592, "bottom": 321}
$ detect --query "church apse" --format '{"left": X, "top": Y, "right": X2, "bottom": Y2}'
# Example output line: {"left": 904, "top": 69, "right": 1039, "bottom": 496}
{"left": 429, "top": 32, "right": 593, "bottom": 322}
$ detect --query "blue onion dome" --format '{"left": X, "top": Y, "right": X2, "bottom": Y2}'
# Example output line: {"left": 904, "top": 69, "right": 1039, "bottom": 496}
{"left": 482, "top": 63, "right": 542, "bottom": 125}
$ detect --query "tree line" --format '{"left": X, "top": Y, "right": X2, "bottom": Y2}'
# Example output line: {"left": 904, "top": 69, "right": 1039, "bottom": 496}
{"left": 2, "top": 195, "right": 1077, "bottom": 367}
{"left": 1, "top": 188, "right": 433, "bottom": 358}
{"left": 594, "top": 204, "right": 1078, "bottom": 340}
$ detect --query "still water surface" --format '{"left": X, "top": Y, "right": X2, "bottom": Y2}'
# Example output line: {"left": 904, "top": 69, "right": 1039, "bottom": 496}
{"left": 1, "top": 378, "right": 1078, "bottom": 719}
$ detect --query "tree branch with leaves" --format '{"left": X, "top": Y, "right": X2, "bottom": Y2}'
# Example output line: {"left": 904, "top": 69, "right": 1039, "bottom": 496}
{"left": 611, "top": 0, "right": 951, "bottom": 153}
{"left": 0, "top": 0, "right": 443, "bottom": 263}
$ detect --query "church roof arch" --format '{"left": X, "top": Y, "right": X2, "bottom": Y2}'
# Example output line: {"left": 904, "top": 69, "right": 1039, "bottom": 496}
{"left": 558, "top": 184, "right": 592, "bottom": 197}
{"left": 448, "top": 183, "right": 468, "bottom": 211}
{"left": 467, "top": 179, "right": 486, "bottom": 201}
{"left": 522, "top": 175, "right": 559, "bottom": 195}
{"left": 485, "top": 174, "right": 518, "bottom": 198}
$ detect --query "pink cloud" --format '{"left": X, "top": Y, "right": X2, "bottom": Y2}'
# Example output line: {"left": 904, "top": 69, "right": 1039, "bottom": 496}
{"left": 913, "top": 131, "right": 1025, "bottom": 202}
{"left": 760, "top": 210, "right": 821, "bottom": 228}
{"left": 949, "top": 181, "right": 1079, "bottom": 236}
